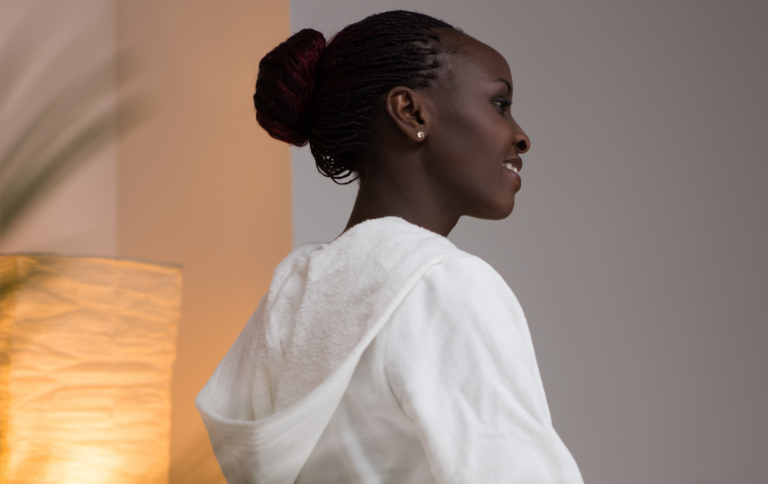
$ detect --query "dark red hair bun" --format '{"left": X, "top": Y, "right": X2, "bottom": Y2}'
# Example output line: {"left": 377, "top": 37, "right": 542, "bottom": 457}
{"left": 254, "top": 12, "right": 455, "bottom": 183}
{"left": 254, "top": 28, "right": 326, "bottom": 146}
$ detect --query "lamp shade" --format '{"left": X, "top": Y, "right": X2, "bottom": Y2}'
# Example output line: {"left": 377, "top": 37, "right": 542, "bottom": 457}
{"left": 0, "top": 255, "right": 182, "bottom": 483}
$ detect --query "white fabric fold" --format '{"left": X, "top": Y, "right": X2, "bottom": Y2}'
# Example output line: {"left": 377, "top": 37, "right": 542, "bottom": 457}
{"left": 196, "top": 217, "right": 463, "bottom": 483}
{"left": 196, "top": 216, "right": 583, "bottom": 484}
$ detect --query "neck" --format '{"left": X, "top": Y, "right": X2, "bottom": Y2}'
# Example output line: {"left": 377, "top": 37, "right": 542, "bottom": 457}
{"left": 343, "top": 171, "right": 461, "bottom": 238}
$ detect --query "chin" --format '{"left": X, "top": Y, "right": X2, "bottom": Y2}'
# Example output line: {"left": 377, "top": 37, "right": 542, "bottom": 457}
{"left": 473, "top": 198, "right": 516, "bottom": 221}
{"left": 495, "top": 203, "right": 515, "bottom": 220}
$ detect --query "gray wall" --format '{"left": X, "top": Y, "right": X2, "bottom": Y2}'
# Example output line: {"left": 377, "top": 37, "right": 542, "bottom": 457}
{"left": 291, "top": 2, "right": 768, "bottom": 483}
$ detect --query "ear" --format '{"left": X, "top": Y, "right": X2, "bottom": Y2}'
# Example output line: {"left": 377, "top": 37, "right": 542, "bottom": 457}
{"left": 385, "top": 86, "right": 430, "bottom": 142}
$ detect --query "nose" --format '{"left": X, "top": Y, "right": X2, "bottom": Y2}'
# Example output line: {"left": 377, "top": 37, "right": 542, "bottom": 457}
{"left": 513, "top": 118, "right": 530, "bottom": 154}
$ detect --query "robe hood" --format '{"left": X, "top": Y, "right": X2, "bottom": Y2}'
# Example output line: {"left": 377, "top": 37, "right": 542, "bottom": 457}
{"left": 196, "top": 217, "right": 466, "bottom": 483}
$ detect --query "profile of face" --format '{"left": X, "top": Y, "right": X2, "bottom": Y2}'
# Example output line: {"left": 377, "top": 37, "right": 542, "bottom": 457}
{"left": 255, "top": 14, "right": 530, "bottom": 236}
{"left": 386, "top": 32, "right": 530, "bottom": 221}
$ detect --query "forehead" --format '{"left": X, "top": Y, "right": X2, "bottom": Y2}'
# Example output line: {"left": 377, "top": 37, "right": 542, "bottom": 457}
{"left": 438, "top": 32, "right": 512, "bottom": 92}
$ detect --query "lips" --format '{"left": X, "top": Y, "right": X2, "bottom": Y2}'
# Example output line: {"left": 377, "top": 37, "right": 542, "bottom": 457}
{"left": 502, "top": 157, "right": 522, "bottom": 173}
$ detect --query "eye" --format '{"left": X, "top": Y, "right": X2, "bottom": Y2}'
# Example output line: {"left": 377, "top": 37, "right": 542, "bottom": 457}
{"left": 493, "top": 99, "right": 512, "bottom": 111}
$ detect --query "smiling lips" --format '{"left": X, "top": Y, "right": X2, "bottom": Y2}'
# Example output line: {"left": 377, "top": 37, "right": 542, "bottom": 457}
{"left": 502, "top": 157, "right": 522, "bottom": 174}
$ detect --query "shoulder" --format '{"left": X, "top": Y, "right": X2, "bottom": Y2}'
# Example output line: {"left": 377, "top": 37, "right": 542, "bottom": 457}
{"left": 384, "top": 253, "right": 538, "bottom": 380}
{"left": 408, "top": 254, "right": 527, "bottom": 327}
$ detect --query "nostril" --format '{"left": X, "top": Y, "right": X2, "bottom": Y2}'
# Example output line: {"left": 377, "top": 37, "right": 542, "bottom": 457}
{"left": 516, "top": 140, "right": 528, "bottom": 152}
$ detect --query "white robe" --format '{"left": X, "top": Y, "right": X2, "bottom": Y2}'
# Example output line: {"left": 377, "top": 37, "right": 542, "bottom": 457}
{"left": 196, "top": 217, "right": 583, "bottom": 484}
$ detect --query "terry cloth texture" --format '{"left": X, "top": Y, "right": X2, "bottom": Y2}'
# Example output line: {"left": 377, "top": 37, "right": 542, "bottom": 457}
{"left": 196, "top": 217, "right": 583, "bottom": 484}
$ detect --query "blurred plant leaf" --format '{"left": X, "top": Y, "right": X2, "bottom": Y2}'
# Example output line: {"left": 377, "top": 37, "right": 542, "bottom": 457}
{"left": 0, "top": 5, "right": 146, "bottom": 240}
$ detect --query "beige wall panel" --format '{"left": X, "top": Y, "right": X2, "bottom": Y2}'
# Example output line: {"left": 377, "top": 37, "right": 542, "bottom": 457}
{"left": 116, "top": 1, "right": 291, "bottom": 482}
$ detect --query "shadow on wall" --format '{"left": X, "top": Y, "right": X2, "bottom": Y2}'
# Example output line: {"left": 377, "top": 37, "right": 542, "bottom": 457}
{"left": 0, "top": 1, "right": 147, "bottom": 245}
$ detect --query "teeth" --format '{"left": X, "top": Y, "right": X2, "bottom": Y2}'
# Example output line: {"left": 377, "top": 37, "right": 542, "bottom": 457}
{"left": 503, "top": 163, "right": 519, "bottom": 173}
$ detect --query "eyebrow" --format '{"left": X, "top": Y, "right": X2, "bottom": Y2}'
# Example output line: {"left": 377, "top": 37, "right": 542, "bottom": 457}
{"left": 495, "top": 78, "right": 512, "bottom": 95}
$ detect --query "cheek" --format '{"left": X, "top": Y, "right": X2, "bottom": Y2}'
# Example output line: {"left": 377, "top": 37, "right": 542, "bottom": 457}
{"left": 435, "top": 109, "right": 518, "bottom": 217}
{"left": 434, "top": 107, "right": 504, "bottom": 171}
{"left": 437, "top": 112, "right": 513, "bottom": 194}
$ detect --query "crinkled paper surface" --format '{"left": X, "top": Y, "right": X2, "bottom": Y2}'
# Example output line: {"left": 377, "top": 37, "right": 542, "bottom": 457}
{"left": 0, "top": 255, "right": 182, "bottom": 484}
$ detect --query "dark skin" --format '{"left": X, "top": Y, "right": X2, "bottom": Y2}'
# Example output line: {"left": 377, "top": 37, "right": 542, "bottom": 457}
{"left": 343, "top": 31, "right": 531, "bottom": 238}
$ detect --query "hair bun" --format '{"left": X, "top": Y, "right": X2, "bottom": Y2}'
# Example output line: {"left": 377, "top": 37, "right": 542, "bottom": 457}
{"left": 255, "top": 29, "right": 326, "bottom": 146}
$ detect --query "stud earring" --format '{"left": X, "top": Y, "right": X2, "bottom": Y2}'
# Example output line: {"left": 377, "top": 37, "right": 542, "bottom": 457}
{"left": 417, "top": 131, "right": 426, "bottom": 139}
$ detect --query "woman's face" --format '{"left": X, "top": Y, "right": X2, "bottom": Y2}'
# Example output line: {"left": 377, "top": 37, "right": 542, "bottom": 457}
{"left": 424, "top": 33, "right": 530, "bottom": 220}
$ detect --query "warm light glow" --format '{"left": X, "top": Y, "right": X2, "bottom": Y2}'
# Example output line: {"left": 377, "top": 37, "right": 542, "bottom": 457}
{"left": 0, "top": 255, "right": 182, "bottom": 484}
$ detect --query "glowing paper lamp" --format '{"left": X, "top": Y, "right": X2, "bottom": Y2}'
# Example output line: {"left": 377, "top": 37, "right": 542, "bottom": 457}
{"left": 0, "top": 255, "right": 182, "bottom": 484}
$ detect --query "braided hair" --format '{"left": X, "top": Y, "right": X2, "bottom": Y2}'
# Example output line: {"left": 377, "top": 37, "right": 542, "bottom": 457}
{"left": 254, "top": 10, "right": 457, "bottom": 184}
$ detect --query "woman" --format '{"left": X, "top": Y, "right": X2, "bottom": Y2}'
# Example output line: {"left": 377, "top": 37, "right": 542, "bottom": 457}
{"left": 197, "top": 10, "right": 583, "bottom": 484}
